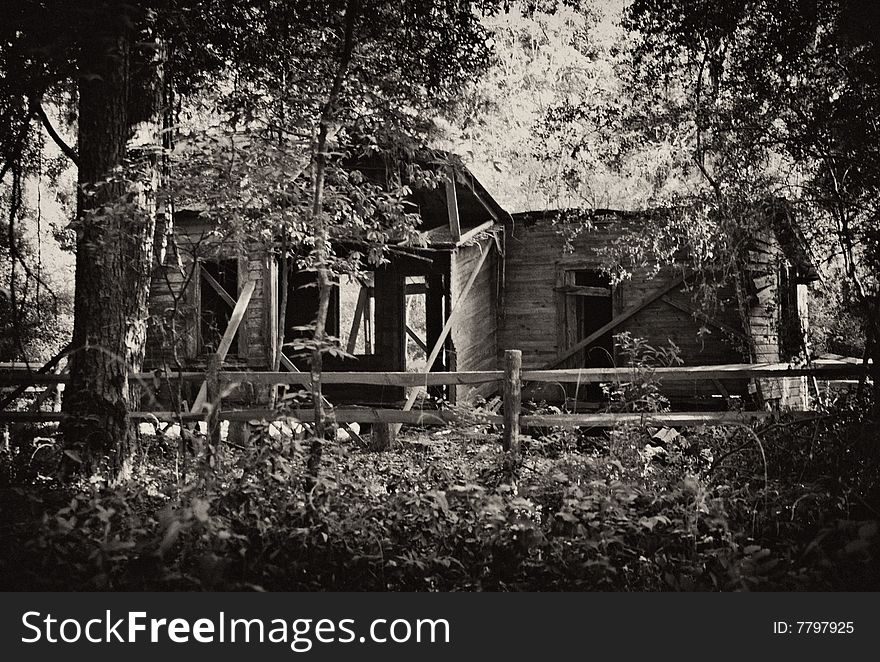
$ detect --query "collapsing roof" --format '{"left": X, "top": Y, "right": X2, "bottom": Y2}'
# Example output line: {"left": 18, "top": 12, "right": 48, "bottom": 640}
{"left": 763, "top": 199, "right": 820, "bottom": 282}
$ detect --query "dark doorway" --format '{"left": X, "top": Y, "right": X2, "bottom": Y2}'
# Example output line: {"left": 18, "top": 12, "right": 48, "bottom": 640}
{"left": 573, "top": 269, "right": 614, "bottom": 369}
{"left": 282, "top": 266, "right": 339, "bottom": 366}
{"left": 558, "top": 268, "right": 613, "bottom": 404}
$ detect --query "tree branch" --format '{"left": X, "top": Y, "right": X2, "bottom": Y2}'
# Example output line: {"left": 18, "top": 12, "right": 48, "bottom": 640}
{"left": 34, "top": 101, "right": 79, "bottom": 167}
{"left": 0, "top": 105, "right": 35, "bottom": 184}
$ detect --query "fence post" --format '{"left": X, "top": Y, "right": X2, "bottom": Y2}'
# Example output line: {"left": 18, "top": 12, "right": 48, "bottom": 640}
{"left": 206, "top": 353, "right": 221, "bottom": 458}
{"left": 502, "top": 349, "right": 522, "bottom": 456}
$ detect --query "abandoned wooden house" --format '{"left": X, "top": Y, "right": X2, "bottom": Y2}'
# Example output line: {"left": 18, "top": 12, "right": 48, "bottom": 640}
{"left": 144, "top": 156, "right": 818, "bottom": 414}
{"left": 144, "top": 155, "right": 508, "bottom": 409}
{"left": 500, "top": 205, "right": 818, "bottom": 410}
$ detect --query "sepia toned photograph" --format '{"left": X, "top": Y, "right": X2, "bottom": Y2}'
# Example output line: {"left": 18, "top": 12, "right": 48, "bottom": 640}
{"left": 1, "top": 0, "right": 877, "bottom": 594}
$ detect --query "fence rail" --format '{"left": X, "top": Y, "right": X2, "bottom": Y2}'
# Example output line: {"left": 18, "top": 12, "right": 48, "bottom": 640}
{"left": 0, "top": 359, "right": 869, "bottom": 387}
{"left": 0, "top": 355, "right": 863, "bottom": 444}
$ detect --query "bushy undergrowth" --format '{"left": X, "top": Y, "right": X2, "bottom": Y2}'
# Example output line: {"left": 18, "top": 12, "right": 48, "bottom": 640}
{"left": 1, "top": 394, "right": 878, "bottom": 591}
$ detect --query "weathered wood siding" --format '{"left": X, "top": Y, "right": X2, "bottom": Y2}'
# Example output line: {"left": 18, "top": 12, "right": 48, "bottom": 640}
{"left": 501, "top": 217, "right": 754, "bottom": 405}
{"left": 145, "top": 221, "right": 271, "bottom": 372}
{"left": 450, "top": 236, "right": 499, "bottom": 402}
{"left": 747, "top": 230, "right": 809, "bottom": 410}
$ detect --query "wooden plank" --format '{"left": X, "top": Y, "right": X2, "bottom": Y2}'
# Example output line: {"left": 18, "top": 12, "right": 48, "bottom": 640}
{"left": 543, "top": 274, "right": 688, "bottom": 369}
{"left": 345, "top": 285, "right": 369, "bottom": 354}
{"left": 752, "top": 274, "right": 776, "bottom": 291}
{"left": 457, "top": 220, "right": 496, "bottom": 246}
{"left": 191, "top": 279, "right": 256, "bottom": 412}
{"left": 554, "top": 285, "right": 612, "bottom": 297}
{"left": 660, "top": 295, "right": 747, "bottom": 341}
{"left": 0, "top": 360, "right": 870, "bottom": 389}
{"left": 405, "top": 324, "right": 428, "bottom": 353}
{"left": 445, "top": 170, "right": 461, "bottom": 243}
{"left": 520, "top": 411, "right": 818, "bottom": 427}
{"left": 523, "top": 361, "right": 870, "bottom": 382}
{"left": 0, "top": 409, "right": 497, "bottom": 425}
{"left": 0, "top": 362, "right": 858, "bottom": 388}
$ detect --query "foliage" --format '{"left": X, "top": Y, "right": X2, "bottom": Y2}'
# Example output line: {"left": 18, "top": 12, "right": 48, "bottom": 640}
{"left": 606, "top": 331, "right": 683, "bottom": 413}
{"left": 2, "top": 381, "right": 877, "bottom": 591}
{"left": 615, "top": 0, "right": 880, "bottom": 369}
{"left": 0, "top": 216, "right": 71, "bottom": 362}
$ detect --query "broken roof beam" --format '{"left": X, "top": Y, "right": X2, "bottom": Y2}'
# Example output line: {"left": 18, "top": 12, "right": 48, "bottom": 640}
{"left": 444, "top": 168, "right": 462, "bottom": 243}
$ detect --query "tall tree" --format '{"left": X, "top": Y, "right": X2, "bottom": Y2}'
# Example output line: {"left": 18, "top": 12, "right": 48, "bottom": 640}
{"left": 58, "top": 5, "right": 165, "bottom": 474}
{"left": 616, "top": 0, "right": 880, "bottom": 395}
{"left": 1, "top": 1, "right": 168, "bottom": 473}
{"left": 4, "top": 0, "right": 503, "bottom": 476}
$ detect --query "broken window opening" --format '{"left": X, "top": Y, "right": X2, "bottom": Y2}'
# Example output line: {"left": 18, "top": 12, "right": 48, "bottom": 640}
{"left": 404, "top": 276, "right": 428, "bottom": 371}
{"left": 199, "top": 258, "right": 240, "bottom": 356}
{"left": 778, "top": 265, "right": 807, "bottom": 360}
{"left": 573, "top": 269, "right": 614, "bottom": 369}
{"left": 339, "top": 273, "right": 376, "bottom": 356}
{"left": 559, "top": 268, "right": 614, "bottom": 404}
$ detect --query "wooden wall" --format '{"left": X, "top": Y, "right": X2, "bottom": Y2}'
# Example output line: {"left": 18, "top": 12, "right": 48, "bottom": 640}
{"left": 145, "top": 221, "right": 272, "bottom": 373}
{"left": 501, "top": 216, "right": 775, "bottom": 407}
{"left": 449, "top": 236, "right": 499, "bottom": 402}
{"left": 746, "top": 230, "right": 810, "bottom": 410}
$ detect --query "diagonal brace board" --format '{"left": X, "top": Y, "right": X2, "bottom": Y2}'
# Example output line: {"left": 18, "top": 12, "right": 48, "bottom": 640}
{"left": 199, "top": 266, "right": 365, "bottom": 444}
{"left": 345, "top": 285, "right": 369, "bottom": 354}
{"left": 405, "top": 325, "right": 428, "bottom": 353}
{"left": 543, "top": 273, "right": 688, "bottom": 369}
{"left": 201, "top": 264, "right": 237, "bottom": 308}
{"left": 445, "top": 167, "right": 461, "bottom": 242}
{"left": 191, "top": 279, "right": 256, "bottom": 412}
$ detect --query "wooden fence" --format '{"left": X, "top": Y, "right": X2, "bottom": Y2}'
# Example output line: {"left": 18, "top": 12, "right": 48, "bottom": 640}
{"left": 1, "top": 353, "right": 868, "bottom": 452}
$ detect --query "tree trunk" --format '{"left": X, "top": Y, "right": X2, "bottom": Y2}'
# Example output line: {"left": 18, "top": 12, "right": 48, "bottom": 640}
{"left": 60, "top": 9, "right": 163, "bottom": 477}
{"left": 305, "top": 126, "right": 332, "bottom": 488}
{"left": 304, "top": 0, "right": 359, "bottom": 489}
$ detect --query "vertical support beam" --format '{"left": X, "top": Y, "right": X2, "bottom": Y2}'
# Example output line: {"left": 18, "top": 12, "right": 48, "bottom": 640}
{"left": 237, "top": 256, "right": 249, "bottom": 359}
{"left": 445, "top": 169, "right": 461, "bottom": 243}
{"left": 265, "top": 254, "right": 278, "bottom": 372}
{"left": 370, "top": 422, "right": 394, "bottom": 452}
{"left": 502, "top": 349, "right": 522, "bottom": 456}
{"left": 425, "top": 274, "right": 446, "bottom": 400}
